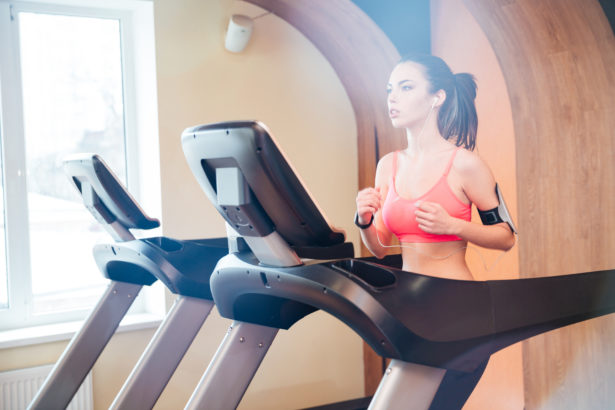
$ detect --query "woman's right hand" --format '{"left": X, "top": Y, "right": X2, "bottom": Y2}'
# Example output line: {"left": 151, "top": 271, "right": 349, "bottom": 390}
{"left": 355, "top": 187, "right": 382, "bottom": 224}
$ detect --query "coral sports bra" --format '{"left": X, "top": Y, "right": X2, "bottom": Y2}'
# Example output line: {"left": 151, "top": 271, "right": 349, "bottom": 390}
{"left": 382, "top": 149, "right": 471, "bottom": 243}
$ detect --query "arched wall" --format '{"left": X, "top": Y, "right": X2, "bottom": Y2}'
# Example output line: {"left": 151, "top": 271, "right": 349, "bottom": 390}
{"left": 243, "top": 0, "right": 406, "bottom": 393}
{"left": 463, "top": 0, "right": 615, "bottom": 408}
{"left": 153, "top": 0, "right": 367, "bottom": 407}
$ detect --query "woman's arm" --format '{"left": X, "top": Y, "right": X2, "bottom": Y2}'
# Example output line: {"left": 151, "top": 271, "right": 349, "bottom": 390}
{"left": 415, "top": 150, "right": 516, "bottom": 251}
{"left": 355, "top": 153, "right": 395, "bottom": 258}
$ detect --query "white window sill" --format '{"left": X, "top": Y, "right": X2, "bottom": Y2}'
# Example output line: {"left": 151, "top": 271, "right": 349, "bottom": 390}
{"left": 0, "top": 313, "right": 163, "bottom": 350}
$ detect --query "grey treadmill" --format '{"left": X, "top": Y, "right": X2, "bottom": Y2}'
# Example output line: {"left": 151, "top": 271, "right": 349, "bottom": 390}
{"left": 29, "top": 154, "right": 227, "bottom": 410}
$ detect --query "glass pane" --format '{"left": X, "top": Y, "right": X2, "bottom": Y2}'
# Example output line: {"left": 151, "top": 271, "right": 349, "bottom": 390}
{"left": 0, "top": 144, "right": 7, "bottom": 310}
{"left": 19, "top": 12, "right": 127, "bottom": 313}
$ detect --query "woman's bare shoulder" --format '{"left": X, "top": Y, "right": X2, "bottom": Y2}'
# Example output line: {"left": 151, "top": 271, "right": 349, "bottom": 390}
{"left": 454, "top": 148, "right": 493, "bottom": 177}
{"left": 377, "top": 151, "right": 397, "bottom": 168}
{"left": 374, "top": 151, "right": 397, "bottom": 185}
{"left": 453, "top": 149, "right": 498, "bottom": 207}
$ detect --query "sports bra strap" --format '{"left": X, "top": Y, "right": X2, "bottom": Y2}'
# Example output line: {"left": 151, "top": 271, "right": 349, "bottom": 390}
{"left": 391, "top": 151, "right": 399, "bottom": 180}
{"left": 443, "top": 148, "right": 460, "bottom": 176}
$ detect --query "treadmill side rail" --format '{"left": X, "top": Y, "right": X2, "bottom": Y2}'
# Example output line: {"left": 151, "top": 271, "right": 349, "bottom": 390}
{"left": 28, "top": 281, "right": 143, "bottom": 410}
{"left": 184, "top": 321, "right": 278, "bottom": 410}
{"left": 368, "top": 360, "right": 445, "bottom": 410}
{"left": 110, "top": 297, "right": 215, "bottom": 410}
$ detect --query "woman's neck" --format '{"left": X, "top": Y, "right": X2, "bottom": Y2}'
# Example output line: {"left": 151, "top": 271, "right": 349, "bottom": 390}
{"left": 403, "top": 104, "right": 451, "bottom": 155}
{"left": 405, "top": 124, "right": 450, "bottom": 156}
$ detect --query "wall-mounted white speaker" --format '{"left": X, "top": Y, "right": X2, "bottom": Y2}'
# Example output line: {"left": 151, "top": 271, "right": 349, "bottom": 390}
{"left": 225, "top": 14, "right": 254, "bottom": 53}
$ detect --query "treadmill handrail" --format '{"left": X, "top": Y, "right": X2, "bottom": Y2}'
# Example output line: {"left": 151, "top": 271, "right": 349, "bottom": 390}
{"left": 64, "top": 153, "right": 159, "bottom": 237}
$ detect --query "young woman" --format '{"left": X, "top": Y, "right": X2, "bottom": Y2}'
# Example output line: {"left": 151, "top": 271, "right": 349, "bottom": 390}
{"left": 355, "top": 54, "right": 515, "bottom": 280}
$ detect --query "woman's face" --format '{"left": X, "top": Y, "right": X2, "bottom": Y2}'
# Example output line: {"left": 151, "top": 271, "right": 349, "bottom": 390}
{"left": 387, "top": 62, "right": 434, "bottom": 129}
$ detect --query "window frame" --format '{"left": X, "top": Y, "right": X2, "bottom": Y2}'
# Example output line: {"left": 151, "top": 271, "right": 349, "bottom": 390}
{"left": 0, "top": 0, "right": 163, "bottom": 331}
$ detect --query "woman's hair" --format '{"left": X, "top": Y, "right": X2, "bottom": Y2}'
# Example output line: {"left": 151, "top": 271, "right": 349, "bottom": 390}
{"left": 399, "top": 53, "right": 478, "bottom": 151}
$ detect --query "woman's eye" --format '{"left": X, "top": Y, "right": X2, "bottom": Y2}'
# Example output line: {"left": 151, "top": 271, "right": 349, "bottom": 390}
{"left": 402, "top": 85, "right": 412, "bottom": 91}
{"left": 386, "top": 88, "right": 392, "bottom": 94}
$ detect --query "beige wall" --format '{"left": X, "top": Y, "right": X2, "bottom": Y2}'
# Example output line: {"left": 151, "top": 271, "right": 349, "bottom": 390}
{"left": 431, "top": 0, "right": 523, "bottom": 408}
{"left": 0, "top": 327, "right": 158, "bottom": 410}
{"left": 152, "top": 0, "right": 363, "bottom": 409}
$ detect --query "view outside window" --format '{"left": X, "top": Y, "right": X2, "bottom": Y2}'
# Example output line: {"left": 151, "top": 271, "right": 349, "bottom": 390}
{"left": 0, "top": 153, "right": 6, "bottom": 310}
{"left": 18, "top": 12, "right": 127, "bottom": 313}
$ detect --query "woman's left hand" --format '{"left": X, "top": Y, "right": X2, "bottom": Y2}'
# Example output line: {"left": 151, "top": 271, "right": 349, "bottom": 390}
{"left": 414, "top": 201, "right": 460, "bottom": 236}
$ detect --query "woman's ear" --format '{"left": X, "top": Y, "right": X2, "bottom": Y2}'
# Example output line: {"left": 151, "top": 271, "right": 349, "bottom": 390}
{"left": 433, "top": 90, "right": 447, "bottom": 107}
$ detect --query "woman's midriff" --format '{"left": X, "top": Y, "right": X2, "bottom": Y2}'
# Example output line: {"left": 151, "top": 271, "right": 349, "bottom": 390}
{"left": 400, "top": 241, "right": 473, "bottom": 280}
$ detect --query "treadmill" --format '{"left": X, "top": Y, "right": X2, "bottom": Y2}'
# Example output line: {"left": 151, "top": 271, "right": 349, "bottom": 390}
{"left": 180, "top": 120, "right": 615, "bottom": 409}
{"left": 29, "top": 154, "right": 227, "bottom": 410}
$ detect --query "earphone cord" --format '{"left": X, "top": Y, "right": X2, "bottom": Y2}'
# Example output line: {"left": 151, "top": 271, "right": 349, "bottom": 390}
{"left": 415, "top": 100, "right": 435, "bottom": 141}
{"left": 374, "top": 226, "right": 516, "bottom": 272}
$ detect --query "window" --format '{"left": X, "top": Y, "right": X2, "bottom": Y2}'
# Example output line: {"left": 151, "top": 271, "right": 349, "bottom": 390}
{"left": 0, "top": 0, "right": 162, "bottom": 331}
{"left": 0, "top": 151, "right": 6, "bottom": 311}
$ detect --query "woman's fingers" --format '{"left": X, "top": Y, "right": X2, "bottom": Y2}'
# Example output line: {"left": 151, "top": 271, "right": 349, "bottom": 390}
{"left": 414, "top": 201, "right": 451, "bottom": 234}
{"left": 356, "top": 187, "right": 382, "bottom": 222}
{"left": 357, "top": 188, "right": 382, "bottom": 208}
{"left": 414, "top": 201, "right": 435, "bottom": 222}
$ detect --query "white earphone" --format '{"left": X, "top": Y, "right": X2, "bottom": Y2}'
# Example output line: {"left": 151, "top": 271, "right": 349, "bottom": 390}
{"left": 431, "top": 97, "right": 439, "bottom": 108}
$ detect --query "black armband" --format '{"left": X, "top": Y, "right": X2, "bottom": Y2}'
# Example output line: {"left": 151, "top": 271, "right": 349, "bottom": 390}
{"left": 478, "top": 183, "right": 518, "bottom": 234}
{"left": 478, "top": 207, "right": 503, "bottom": 225}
